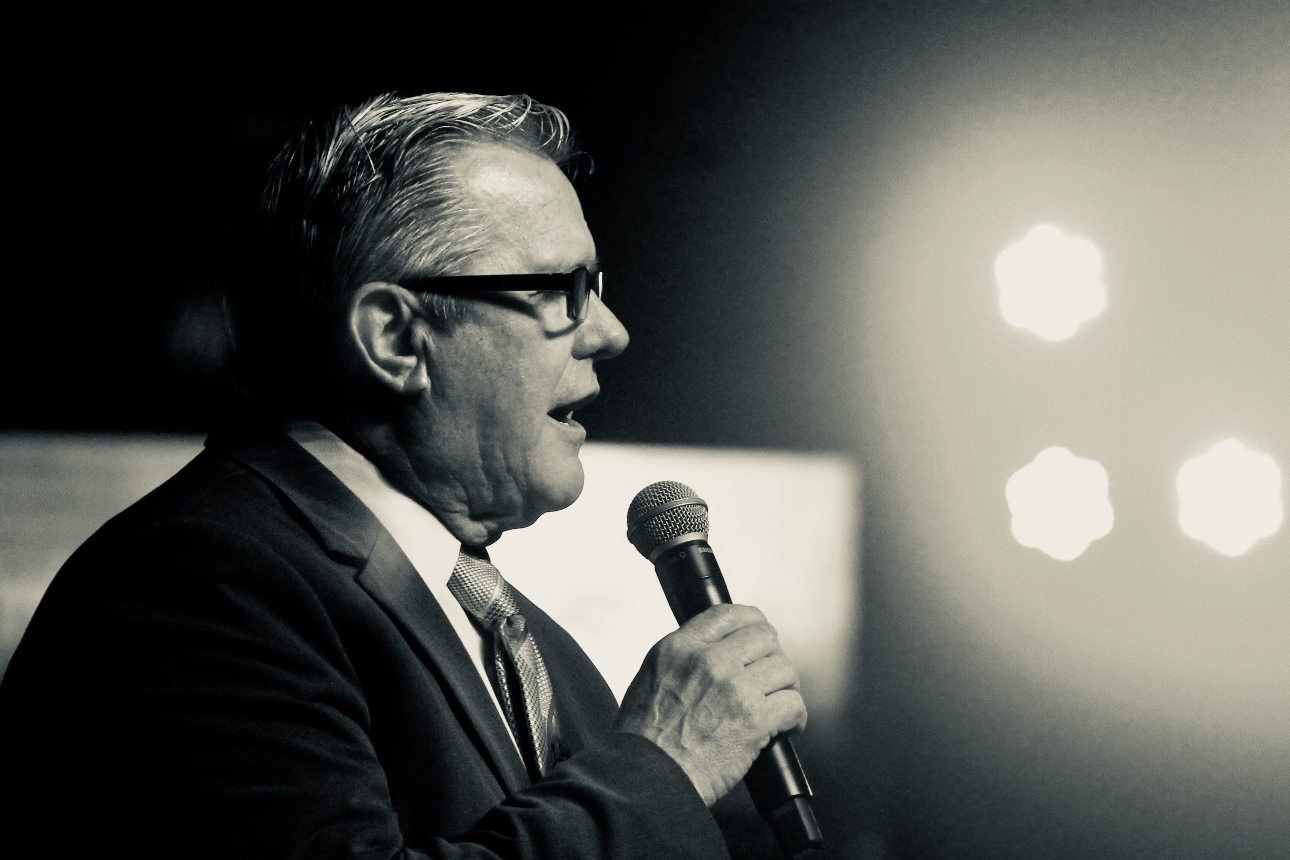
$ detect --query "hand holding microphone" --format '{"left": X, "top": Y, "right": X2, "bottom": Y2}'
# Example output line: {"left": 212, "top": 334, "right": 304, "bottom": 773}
{"left": 613, "top": 603, "right": 803, "bottom": 805}
{"left": 612, "top": 481, "right": 823, "bottom": 859}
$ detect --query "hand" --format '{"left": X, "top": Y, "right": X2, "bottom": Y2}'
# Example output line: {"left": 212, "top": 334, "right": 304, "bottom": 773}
{"left": 612, "top": 604, "right": 808, "bottom": 806}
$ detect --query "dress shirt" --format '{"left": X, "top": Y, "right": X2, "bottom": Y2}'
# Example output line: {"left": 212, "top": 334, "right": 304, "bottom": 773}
{"left": 286, "top": 421, "right": 521, "bottom": 756}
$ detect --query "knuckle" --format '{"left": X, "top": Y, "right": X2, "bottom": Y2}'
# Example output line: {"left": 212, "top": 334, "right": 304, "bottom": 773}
{"left": 653, "top": 635, "right": 682, "bottom": 665}
{"left": 796, "top": 703, "right": 810, "bottom": 731}
{"left": 766, "top": 659, "right": 796, "bottom": 688}
{"left": 752, "top": 627, "right": 778, "bottom": 648}
{"left": 648, "top": 638, "right": 667, "bottom": 662}
{"left": 685, "top": 647, "right": 717, "bottom": 679}
{"left": 710, "top": 603, "right": 737, "bottom": 619}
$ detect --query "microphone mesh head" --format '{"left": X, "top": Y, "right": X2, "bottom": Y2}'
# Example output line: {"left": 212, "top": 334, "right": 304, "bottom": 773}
{"left": 626, "top": 480, "right": 710, "bottom": 558}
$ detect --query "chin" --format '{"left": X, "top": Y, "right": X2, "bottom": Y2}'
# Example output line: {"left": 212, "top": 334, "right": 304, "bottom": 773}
{"left": 523, "top": 459, "right": 586, "bottom": 524}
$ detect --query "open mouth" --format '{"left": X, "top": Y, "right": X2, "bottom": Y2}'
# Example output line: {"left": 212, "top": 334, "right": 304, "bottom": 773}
{"left": 548, "top": 390, "right": 599, "bottom": 426}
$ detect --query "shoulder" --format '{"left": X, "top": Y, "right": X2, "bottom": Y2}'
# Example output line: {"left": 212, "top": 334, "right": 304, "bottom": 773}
{"left": 104, "top": 445, "right": 310, "bottom": 552}
{"left": 41, "top": 446, "right": 329, "bottom": 611}
{"left": 3, "top": 441, "right": 366, "bottom": 696}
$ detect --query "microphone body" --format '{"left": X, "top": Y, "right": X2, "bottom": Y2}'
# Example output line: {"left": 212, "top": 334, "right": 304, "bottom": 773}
{"left": 628, "top": 484, "right": 823, "bottom": 859}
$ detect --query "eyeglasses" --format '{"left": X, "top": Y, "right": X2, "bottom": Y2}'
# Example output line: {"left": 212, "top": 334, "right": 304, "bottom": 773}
{"left": 400, "top": 267, "right": 604, "bottom": 323}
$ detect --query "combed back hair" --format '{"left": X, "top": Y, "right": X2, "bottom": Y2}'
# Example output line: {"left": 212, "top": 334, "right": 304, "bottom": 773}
{"left": 223, "top": 92, "right": 579, "bottom": 403}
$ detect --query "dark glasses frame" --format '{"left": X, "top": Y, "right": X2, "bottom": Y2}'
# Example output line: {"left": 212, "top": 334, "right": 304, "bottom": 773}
{"left": 400, "top": 267, "right": 604, "bottom": 322}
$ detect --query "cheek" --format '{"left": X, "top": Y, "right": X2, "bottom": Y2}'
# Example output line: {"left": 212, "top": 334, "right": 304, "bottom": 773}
{"left": 453, "top": 323, "right": 577, "bottom": 474}
{"left": 479, "top": 353, "right": 563, "bottom": 450}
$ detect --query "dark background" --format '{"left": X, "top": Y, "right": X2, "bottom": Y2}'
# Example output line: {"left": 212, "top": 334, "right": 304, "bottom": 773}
{"left": 6, "top": 3, "right": 1288, "bottom": 858}
{"left": 7, "top": 0, "right": 892, "bottom": 448}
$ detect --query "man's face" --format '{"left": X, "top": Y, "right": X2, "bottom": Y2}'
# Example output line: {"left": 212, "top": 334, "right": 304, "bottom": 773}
{"left": 408, "top": 144, "right": 629, "bottom": 536}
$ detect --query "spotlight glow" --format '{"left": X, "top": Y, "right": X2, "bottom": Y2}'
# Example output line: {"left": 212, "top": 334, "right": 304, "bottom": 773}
{"left": 995, "top": 224, "right": 1107, "bottom": 341}
{"left": 1177, "top": 439, "right": 1283, "bottom": 557}
{"left": 1006, "top": 446, "right": 1114, "bottom": 561}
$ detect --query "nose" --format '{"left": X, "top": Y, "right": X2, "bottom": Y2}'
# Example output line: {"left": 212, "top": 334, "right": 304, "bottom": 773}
{"left": 574, "top": 292, "right": 630, "bottom": 360}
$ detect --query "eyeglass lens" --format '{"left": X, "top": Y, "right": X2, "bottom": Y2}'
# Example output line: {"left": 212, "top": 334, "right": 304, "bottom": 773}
{"left": 571, "top": 270, "right": 588, "bottom": 322}
{"left": 569, "top": 269, "right": 598, "bottom": 322}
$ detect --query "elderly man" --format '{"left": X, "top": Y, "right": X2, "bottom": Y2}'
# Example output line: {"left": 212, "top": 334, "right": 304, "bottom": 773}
{"left": 0, "top": 93, "right": 806, "bottom": 859}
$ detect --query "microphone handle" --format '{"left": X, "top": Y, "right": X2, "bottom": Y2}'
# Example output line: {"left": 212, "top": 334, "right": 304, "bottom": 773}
{"left": 653, "top": 539, "right": 823, "bottom": 859}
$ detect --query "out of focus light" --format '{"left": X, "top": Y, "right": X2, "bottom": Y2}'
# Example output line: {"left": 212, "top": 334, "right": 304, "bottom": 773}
{"left": 1177, "top": 439, "right": 1283, "bottom": 557}
{"left": 1006, "top": 446, "right": 1114, "bottom": 561}
{"left": 995, "top": 224, "right": 1107, "bottom": 341}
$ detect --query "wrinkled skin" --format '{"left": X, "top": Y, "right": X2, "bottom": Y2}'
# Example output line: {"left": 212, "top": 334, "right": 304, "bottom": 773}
{"left": 340, "top": 142, "right": 807, "bottom": 805}
{"left": 614, "top": 604, "right": 808, "bottom": 806}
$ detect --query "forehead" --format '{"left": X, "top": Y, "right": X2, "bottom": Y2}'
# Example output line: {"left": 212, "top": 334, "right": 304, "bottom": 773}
{"left": 453, "top": 143, "right": 595, "bottom": 273}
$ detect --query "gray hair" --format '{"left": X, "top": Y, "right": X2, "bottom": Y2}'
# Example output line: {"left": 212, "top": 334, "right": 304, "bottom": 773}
{"left": 224, "top": 92, "right": 579, "bottom": 402}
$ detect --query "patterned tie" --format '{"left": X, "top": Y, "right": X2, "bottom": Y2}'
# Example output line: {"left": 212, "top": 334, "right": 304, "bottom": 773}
{"left": 448, "top": 546, "right": 561, "bottom": 780}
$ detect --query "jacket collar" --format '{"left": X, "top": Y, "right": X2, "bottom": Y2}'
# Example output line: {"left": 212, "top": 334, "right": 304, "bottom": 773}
{"left": 207, "top": 415, "right": 383, "bottom": 563}
{"left": 205, "top": 405, "right": 531, "bottom": 795}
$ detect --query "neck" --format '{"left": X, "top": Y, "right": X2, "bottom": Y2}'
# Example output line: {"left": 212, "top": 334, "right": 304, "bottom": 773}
{"left": 317, "top": 410, "right": 504, "bottom": 547}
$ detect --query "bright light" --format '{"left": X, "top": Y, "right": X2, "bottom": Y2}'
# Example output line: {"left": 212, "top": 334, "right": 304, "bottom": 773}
{"left": 1177, "top": 439, "right": 1283, "bottom": 557}
{"left": 1006, "top": 446, "right": 1114, "bottom": 561}
{"left": 995, "top": 224, "right": 1107, "bottom": 341}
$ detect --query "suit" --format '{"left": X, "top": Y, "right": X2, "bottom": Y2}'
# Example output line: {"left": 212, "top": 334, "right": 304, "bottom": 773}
{"left": 0, "top": 414, "right": 729, "bottom": 859}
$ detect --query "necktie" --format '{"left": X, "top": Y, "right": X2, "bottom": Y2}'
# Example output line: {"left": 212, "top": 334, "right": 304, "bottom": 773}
{"left": 448, "top": 546, "right": 561, "bottom": 781}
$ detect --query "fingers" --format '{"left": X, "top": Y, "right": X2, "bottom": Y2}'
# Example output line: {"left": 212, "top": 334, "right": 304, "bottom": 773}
{"left": 714, "top": 622, "right": 784, "bottom": 667}
{"left": 743, "top": 651, "right": 801, "bottom": 695}
{"left": 682, "top": 605, "right": 788, "bottom": 666}
{"left": 615, "top": 602, "right": 810, "bottom": 808}
{"left": 765, "top": 687, "right": 809, "bottom": 736}
{"left": 679, "top": 603, "right": 768, "bottom": 644}
{"left": 677, "top": 604, "right": 797, "bottom": 694}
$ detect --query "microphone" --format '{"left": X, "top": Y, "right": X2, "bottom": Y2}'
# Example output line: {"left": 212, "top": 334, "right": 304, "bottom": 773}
{"left": 627, "top": 481, "right": 823, "bottom": 860}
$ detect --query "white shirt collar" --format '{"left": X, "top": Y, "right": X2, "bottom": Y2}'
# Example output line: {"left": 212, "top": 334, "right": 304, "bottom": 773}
{"left": 283, "top": 421, "right": 524, "bottom": 757}
{"left": 284, "top": 420, "right": 462, "bottom": 579}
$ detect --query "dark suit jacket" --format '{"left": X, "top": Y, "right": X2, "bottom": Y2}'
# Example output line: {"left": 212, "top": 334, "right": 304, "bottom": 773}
{"left": 0, "top": 417, "right": 729, "bottom": 860}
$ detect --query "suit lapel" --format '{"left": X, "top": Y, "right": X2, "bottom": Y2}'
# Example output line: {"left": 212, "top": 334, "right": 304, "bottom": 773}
{"left": 209, "top": 417, "right": 530, "bottom": 796}
{"left": 355, "top": 530, "right": 530, "bottom": 794}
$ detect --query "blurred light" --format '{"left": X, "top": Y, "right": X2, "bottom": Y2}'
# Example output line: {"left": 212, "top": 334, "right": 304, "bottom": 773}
{"left": 1177, "top": 439, "right": 1283, "bottom": 557}
{"left": 995, "top": 224, "right": 1107, "bottom": 341}
{"left": 1006, "top": 446, "right": 1114, "bottom": 561}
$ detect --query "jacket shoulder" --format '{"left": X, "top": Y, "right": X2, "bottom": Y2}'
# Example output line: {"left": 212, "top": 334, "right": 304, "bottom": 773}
{"left": 106, "top": 446, "right": 307, "bottom": 542}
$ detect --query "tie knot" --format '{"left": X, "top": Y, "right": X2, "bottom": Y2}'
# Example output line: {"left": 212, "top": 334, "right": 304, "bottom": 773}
{"left": 449, "top": 546, "right": 520, "bottom": 627}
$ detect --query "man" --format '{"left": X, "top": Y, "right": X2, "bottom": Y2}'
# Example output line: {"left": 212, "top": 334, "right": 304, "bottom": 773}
{"left": 0, "top": 93, "right": 806, "bottom": 858}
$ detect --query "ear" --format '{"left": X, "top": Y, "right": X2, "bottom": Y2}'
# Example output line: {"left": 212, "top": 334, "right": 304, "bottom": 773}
{"left": 347, "top": 282, "right": 432, "bottom": 396}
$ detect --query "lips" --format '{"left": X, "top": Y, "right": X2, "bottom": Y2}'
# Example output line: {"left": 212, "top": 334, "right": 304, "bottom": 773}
{"left": 548, "top": 389, "right": 599, "bottom": 426}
